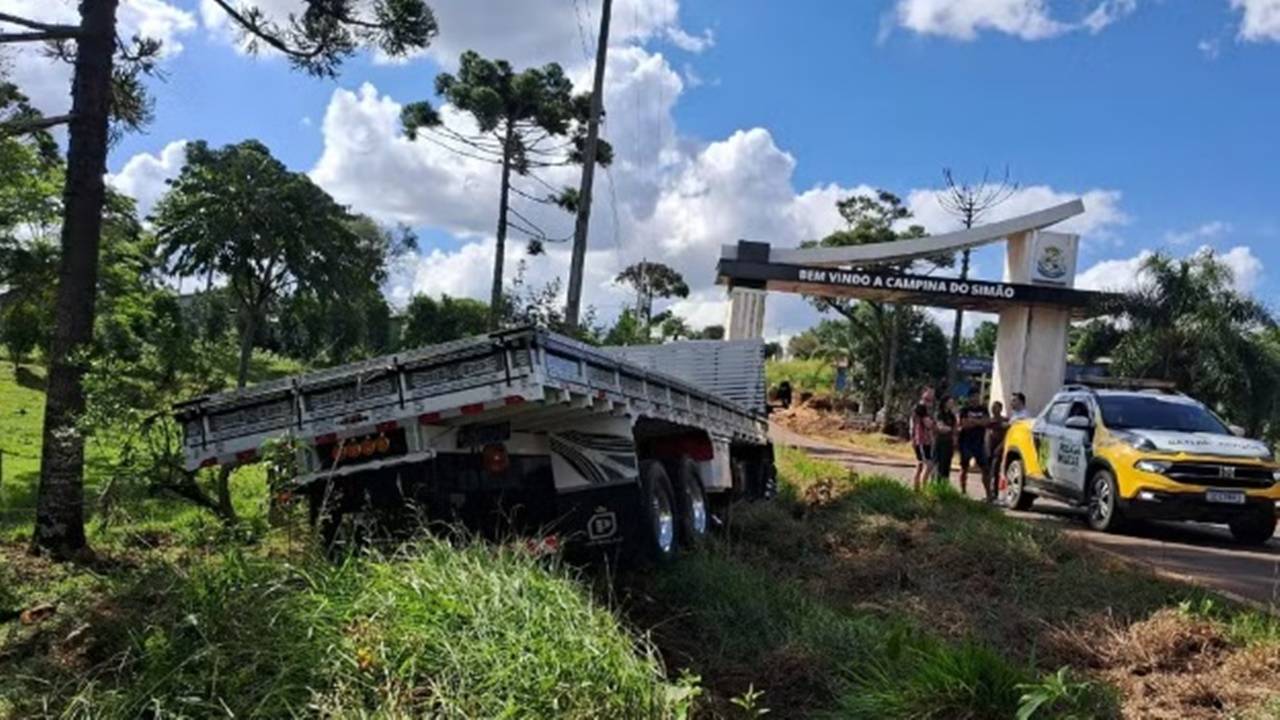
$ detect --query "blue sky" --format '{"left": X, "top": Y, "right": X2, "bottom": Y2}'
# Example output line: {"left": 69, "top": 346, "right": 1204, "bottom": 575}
{"left": 6, "top": 0, "right": 1280, "bottom": 338}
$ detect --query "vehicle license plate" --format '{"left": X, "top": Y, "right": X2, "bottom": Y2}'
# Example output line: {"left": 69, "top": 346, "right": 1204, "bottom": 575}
{"left": 1206, "top": 489, "right": 1246, "bottom": 505}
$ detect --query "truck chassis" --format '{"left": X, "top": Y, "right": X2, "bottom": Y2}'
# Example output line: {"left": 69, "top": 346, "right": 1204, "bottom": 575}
{"left": 175, "top": 328, "right": 774, "bottom": 558}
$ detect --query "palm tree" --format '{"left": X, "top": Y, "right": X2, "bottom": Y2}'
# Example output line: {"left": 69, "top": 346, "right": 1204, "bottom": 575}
{"left": 1109, "top": 251, "right": 1278, "bottom": 435}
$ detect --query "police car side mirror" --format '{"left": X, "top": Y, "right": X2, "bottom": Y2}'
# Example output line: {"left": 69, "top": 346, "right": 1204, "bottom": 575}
{"left": 1064, "top": 416, "right": 1092, "bottom": 430}
{"left": 1229, "top": 424, "right": 1246, "bottom": 437}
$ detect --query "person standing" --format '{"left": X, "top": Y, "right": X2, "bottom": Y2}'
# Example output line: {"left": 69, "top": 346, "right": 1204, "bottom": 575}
{"left": 934, "top": 395, "right": 957, "bottom": 485}
{"left": 909, "top": 386, "right": 936, "bottom": 491}
{"left": 1009, "top": 392, "right": 1029, "bottom": 420}
{"left": 986, "top": 400, "right": 1010, "bottom": 501}
{"left": 956, "top": 390, "right": 991, "bottom": 498}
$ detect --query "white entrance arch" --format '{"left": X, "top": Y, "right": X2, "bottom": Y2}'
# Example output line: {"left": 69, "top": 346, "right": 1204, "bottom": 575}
{"left": 715, "top": 199, "right": 1109, "bottom": 413}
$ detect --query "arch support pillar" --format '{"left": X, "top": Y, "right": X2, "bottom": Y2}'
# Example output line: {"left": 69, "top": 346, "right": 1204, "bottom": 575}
{"left": 726, "top": 286, "right": 767, "bottom": 340}
{"left": 990, "top": 231, "right": 1078, "bottom": 414}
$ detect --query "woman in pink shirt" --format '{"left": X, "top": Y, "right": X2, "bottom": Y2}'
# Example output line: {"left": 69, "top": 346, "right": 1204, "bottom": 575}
{"left": 910, "top": 386, "right": 936, "bottom": 491}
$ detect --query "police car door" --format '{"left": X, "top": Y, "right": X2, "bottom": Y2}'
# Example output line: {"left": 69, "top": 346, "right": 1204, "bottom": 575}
{"left": 1033, "top": 401, "right": 1069, "bottom": 482}
{"left": 1048, "top": 398, "right": 1091, "bottom": 498}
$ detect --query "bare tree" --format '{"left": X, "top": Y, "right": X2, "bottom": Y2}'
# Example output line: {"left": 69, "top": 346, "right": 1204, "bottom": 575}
{"left": 937, "top": 167, "right": 1017, "bottom": 387}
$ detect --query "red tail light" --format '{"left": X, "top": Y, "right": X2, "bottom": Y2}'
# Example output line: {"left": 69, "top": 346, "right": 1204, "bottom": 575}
{"left": 482, "top": 443, "right": 510, "bottom": 475}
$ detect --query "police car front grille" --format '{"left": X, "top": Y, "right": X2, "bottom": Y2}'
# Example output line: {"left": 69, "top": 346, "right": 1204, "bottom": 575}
{"left": 1165, "top": 462, "right": 1274, "bottom": 489}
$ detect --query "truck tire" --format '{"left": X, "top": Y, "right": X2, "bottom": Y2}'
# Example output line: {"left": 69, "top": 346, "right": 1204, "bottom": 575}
{"left": 671, "top": 456, "right": 710, "bottom": 548}
{"left": 1229, "top": 511, "right": 1277, "bottom": 546}
{"left": 1086, "top": 468, "right": 1124, "bottom": 533}
{"left": 1003, "top": 456, "right": 1035, "bottom": 511}
{"left": 638, "top": 460, "right": 679, "bottom": 562}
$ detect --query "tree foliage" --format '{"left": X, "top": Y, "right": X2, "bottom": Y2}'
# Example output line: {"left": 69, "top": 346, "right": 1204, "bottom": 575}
{"left": 802, "top": 191, "right": 948, "bottom": 418}
{"left": 401, "top": 50, "right": 612, "bottom": 324}
{"left": 153, "top": 140, "right": 382, "bottom": 387}
{"left": 615, "top": 261, "right": 689, "bottom": 326}
{"left": 960, "top": 320, "right": 998, "bottom": 359}
{"left": 4, "top": 0, "right": 437, "bottom": 557}
{"left": 789, "top": 311, "right": 946, "bottom": 412}
{"left": 402, "top": 294, "right": 490, "bottom": 348}
{"left": 1102, "top": 251, "right": 1279, "bottom": 436}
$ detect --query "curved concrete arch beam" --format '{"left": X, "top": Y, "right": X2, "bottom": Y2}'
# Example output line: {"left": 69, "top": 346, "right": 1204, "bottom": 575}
{"left": 720, "top": 199, "right": 1084, "bottom": 268}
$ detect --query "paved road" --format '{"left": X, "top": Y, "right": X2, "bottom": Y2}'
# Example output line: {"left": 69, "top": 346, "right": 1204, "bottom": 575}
{"left": 770, "top": 422, "right": 1280, "bottom": 608}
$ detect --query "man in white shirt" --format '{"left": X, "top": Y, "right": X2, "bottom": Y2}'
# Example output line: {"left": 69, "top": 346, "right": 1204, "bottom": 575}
{"left": 1009, "top": 392, "right": 1029, "bottom": 420}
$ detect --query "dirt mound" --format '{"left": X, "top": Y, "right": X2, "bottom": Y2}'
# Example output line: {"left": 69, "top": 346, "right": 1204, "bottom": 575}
{"left": 773, "top": 396, "right": 895, "bottom": 440}
{"left": 1082, "top": 610, "right": 1280, "bottom": 720}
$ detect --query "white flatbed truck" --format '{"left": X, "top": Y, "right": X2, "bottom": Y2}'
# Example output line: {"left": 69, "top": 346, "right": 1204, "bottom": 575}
{"left": 173, "top": 327, "right": 774, "bottom": 558}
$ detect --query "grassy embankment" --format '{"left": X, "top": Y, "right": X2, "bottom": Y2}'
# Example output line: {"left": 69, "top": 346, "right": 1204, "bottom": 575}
{"left": 3, "top": 367, "right": 1280, "bottom": 718}
{"left": 628, "top": 445, "right": 1280, "bottom": 718}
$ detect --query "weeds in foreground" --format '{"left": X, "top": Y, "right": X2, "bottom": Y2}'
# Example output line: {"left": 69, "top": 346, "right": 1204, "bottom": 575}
{"left": 3, "top": 539, "right": 684, "bottom": 719}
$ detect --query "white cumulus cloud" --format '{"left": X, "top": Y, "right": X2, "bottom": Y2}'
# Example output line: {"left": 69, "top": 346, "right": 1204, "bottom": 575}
{"left": 1232, "top": 0, "right": 1280, "bottom": 41}
{"left": 1163, "top": 220, "right": 1232, "bottom": 246}
{"left": 1076, "top": 245, "right": 1263, "bottom": 294}
{"left": 905, "top": 185, "right": 1129, "bottom": 239}
{"left": 891, "top": 0, "right": 1138, "bottom": 41}
{"left": 106, "top": 139, "right": 188, "bottom": 219}
{"left": 304, "top": 40, "right": 1130, "bottom": 340}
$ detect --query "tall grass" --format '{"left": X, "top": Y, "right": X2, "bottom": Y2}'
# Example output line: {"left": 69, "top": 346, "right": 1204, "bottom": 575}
{"left": 16, "top": 539, "right": 683, "bottom": 719}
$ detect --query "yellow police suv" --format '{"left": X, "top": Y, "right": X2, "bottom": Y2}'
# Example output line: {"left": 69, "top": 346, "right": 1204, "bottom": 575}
{"left": 1001, "top": 386, "right": 1280, "bottom": 545}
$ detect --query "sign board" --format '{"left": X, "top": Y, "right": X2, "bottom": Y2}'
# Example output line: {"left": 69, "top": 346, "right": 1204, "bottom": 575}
{"left": 1030, "top": 232, "right": 1079, "bottom": 286}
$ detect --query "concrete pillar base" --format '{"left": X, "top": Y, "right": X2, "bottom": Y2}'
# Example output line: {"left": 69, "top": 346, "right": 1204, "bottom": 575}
{"left": 726, "top": 287, "right": 767, "bottom": 340}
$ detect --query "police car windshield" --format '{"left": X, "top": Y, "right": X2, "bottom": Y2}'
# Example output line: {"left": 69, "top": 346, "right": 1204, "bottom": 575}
{"left": 1098, "top": 395, "right": 1229, "bottom": 434}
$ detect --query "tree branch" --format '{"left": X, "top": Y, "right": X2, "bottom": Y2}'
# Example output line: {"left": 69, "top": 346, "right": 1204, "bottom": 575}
{"left": 0, "top": 30, "right": 79, "bottom": 43}
{"left": 206, "top": 0, "right": 327, "bottom": 61}
{"left": 0, "top": 12, "right": 81, "bottom": 36}
{"left": 0, "top": 113, "right": 74, "bottom": 135}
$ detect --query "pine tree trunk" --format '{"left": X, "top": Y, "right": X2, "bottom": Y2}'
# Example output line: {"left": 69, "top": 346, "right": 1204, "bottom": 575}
{"left": 236, "top": 306, "right": 257, "bottom": 390}
{"left": 489, "top": 125, "right": 515, "bottom": 329}
{"left": 881, "top": 305, "right": 901, "bottom": 430}
{"left": 946, "top": 248, "right": 971, "bottom": 387}
{"left": 32, "top": 0, "right": 120, "bottom": 559}
{"left": 213, "top": 304, "right": 258, "bottom": 526}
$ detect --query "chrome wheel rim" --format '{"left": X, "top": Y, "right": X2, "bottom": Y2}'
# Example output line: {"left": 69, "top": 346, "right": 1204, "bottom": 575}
{"left": 652, "top": 493, "right": 675, "bottom": 554}
{"left": 690, "top": 492, "right": 708, "bottom": 535}
{"left": 1005, "top": 462, "right": 1022, "bottom": 505}
{"left": 1091, "top": 475, "right": 1112, "bottom": 523}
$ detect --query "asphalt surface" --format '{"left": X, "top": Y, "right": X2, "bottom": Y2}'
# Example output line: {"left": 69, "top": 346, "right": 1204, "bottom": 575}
{"left": 770, "top": 422, "right": 1280, "bottom": 608}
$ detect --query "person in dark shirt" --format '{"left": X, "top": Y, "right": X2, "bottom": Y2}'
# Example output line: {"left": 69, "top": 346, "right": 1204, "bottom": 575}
{"left": 933, "top": 395, "right": 957, "bottom": 484}
{"left": 777, "top": 381, "right": 793, "bottom": 409}
{"left": 985, "top": 400, "right": 1009, "bottom": 501}
{"left": 957, "top": 390, "right": 991, "bottom": 497}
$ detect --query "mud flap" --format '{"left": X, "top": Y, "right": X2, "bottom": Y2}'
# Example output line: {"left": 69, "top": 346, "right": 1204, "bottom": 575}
{"left": 553, "top": 482, "right": 645, "bottom": 554}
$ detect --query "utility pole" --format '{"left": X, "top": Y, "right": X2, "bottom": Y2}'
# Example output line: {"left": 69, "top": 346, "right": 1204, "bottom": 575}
{"left": 564, "top": 0, "right": 612, "bottom": 330}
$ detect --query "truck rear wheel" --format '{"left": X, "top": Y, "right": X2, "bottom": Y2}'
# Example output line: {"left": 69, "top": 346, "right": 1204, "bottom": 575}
{"left": 638, "top": 460, "right": 678, "bottom": 562}
{"left": 671, "top": 456, "right": 710, "bottom": 548}
{"left": 1229, "top": 511, "right": 1276, "bottom": 546}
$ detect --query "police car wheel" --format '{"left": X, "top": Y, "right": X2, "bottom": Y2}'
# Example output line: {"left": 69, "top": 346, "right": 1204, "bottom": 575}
{"left": 1229, "top": 511, "right": 1277, "bottom": 546}
{"left": 1086, "top": 469, "right": 1123, "bottom": 532}
{"left": 1004, "top": 457, "right": 1035, "bottom": 511}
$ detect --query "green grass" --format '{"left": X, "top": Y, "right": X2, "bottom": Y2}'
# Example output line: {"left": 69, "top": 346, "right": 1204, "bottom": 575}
{"left": 766, "top": 358, "right": 835, "bottom": 396}
{"left": 633, "top": 445, "right": 1279, "bottom": 718}
{"left": 0, "top": 363, "right": 50, "bottom": 534}
{"left": 0, "top": 352, "right": 304, "bottom": 543}
{"left": 3, "top": 539, "right": 686, "bottom": 719}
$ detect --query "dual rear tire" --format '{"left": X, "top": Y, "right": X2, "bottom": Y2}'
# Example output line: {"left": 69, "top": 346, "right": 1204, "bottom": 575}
{"left": 638, "top": 457, "right": 710, "bottom": 562}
